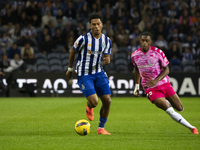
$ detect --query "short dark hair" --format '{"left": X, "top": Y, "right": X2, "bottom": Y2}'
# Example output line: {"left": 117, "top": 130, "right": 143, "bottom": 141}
{"left": 88, "top": 13, "right": 103, "bottom": 23}
{"left": 140, "top": 32, "right": 153, "bottom": 39}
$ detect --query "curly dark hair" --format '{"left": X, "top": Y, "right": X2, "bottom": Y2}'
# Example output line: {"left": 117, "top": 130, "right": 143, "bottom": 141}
{"left": 88, "top": 13, "right": 103, "bottom": 23}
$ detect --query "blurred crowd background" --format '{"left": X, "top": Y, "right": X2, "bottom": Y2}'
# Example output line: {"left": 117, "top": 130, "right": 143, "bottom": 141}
{"left": 0, "top": 0, "right": 200, "bottom": 74}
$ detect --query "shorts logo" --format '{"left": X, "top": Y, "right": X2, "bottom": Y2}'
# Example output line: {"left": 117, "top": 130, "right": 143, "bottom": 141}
{"left": 81, "top": 84, "right": 85, "bottom": 90}
{"left": 147, "top": 91, "right": 152, "bottom": 99}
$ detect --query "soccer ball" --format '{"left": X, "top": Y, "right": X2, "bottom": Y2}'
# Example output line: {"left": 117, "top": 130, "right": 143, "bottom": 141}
{"left": 75, "top": 119, "right": 91, "bottom": 136}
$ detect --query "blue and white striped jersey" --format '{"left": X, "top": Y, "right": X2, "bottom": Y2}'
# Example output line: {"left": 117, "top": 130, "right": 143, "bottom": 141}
{"left": 73, "top": 31, "right": 112, "bottom": 76}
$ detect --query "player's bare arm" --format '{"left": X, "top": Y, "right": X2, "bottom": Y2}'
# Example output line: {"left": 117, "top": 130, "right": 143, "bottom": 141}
{"left": 103, "top": 55, "right": 110, "bottom": 65}
{"left": 133, "top": 66, "right": 141, "bottom": 97}
{"left": 145, "top": 65, "right": 169, "bottom": 87}
{"left": 66, "top": 47, "right": 77, "bottom": 79}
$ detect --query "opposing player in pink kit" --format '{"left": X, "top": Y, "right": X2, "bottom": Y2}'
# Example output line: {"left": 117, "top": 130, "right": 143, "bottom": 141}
{"left": 131, "top": 32, "right": 199, "bottom": 134}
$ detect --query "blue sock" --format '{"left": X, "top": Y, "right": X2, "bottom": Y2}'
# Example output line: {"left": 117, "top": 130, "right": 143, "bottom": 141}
{"left": 98, "top": 117, "right": 107, "bottom": 128}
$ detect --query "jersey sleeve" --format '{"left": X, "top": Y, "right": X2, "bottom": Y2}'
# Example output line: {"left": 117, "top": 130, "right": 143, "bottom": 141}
{"left": 73, "top": 35, "right": 84, "bottom": 51}
{"left": 131, "top": 52, "right": 137, "bottom": 66}
{"left": 157, "top": 49, "right": 169, "bottom": 67}
{"left": 104, "top": 37, "right": 112, "bottom": 55}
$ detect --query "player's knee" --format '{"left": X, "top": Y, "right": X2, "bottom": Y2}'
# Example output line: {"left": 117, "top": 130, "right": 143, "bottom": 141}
{"left": 102, "top": 97, "right": 111, "bottom": 106}
{"left": 177, "top": 105, "right": 184, "bottom": 112}
{"left": 90, "top": 99, "right": 98, "bottom": 108}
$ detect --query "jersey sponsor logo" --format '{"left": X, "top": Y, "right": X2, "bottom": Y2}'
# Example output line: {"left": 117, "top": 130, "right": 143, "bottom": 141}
{"left": 88, "top": 44, "right": 92, "bottom": 46}
{"left": 87, "top": 50, "right": 101, "bottom": 54}
{"left": 88, "top": 50, "right": 92, "bottom": 54}
{"left": 137, "top": 63, "right": 158, "bottom": 68}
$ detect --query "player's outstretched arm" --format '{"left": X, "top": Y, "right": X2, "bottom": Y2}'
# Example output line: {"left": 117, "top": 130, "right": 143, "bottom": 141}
{"left": 133, "top": 66, "right": 141, "bottom": 97}
{"left": 66, "top": 47, "right": 77, "bottom": 79}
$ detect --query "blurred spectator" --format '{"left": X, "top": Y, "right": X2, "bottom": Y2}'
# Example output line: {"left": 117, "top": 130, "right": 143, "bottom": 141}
{"left": 170, "top": 55, "right": 181, "bottom": 66}
{"left": 37, "top": 27, "right": 49, "bottom": 44}
{"left": 179, "top": 9, "right": 193, "bottom": 26}
{"left": 143, "top": 22, "right": 155, "bottom": 39}
{"left": 154, "top": 24, "right": 167, "bottom": 40}
{"left": 128, "top": 38, "right": 140, "bottom": 55}
{"left": 1, "top": 7, "right": 15, "bottom": 28}
{"left": 64, "top": 1, "right": 76, "bottom": 20}
{"left": 12, "top": 0, "right": 25, "bottom": 10}
{"left": 39, "top": 0, "right": 51, "bottom": 16}
{"left": 4, "top": 53, "right": 26, "bottom": 72}
{"left": 155, "top": 34, "right": 168, "bottom": 55}
{"left": 75, "top": 20, "right": 85, "bottom": 37}
{"left": 110, "top": 36, "right": 118, "bottom": 59}
{"left": 51, "top": 0, "right": 64, "bottom": 16}
{"left": 1, "top": 54, "right": 10, "bottom": 69}
{"left": 193, "top": 29, "right": 200, "bottom": 44}
{"left": 62, "top": 21, "right": 74, "bottom": 39}
{"left": 165, "top": 3, "right": 179, "bottom": 19}
{"left": 18, "top": 11, "right": 28, "bottom": 28}
{"left": 41, "top": 10, "right": 56, "bottom": 28}
{"left": 129, "top": 27, "right": 140, "bottom": 42}
{"left": 102, "top": 3, "right": 113, "bottom": 18}
{"left": 25, "top": 0, "right": 41, "bottom": 24}
{"left": 182, "top": 47, "right": 193, "bottom": 62}
{"left": 18, "top": 22, "right": 37, "bottom": 46}
{"left": 55, "top": 9, "right": 67, "bottom": 28}
{"left": 168, "top": 35, "right": 183, "bottom": 54}
{"left": 8, "top": 23, "right": 21, "bottom": 42}
{"left": 78, "top": 3, "right": 89, "bottom": 24}
{"left": 178, "top": 18, "right": 191, "bottom": 38}
{"left": 0, "top": 32, "right": 13, "bottom": 51}
{"left": 7, "top": 42, "right": 20, "bottom": 59}
{"left": 63, "top": 36, "right": 74, "bottom": 53}
{"left": 39, "top": 34, "right": 55, "bottom": 55}
{"left": 102, "top": 19, "right": 114, "bottom": 37}
{"left": 116, "top": 28, "right": 129, "bottom": 47}
{"left": 182, "top": 34, "right": 196, "bottom": 52}
{"left": 21, "top": 43, "right": 35, "bottom": 65}
{"left": 31, "top": 14, "right": 41, "bottom": 27}
{"left": 13, "top": 3, "right": 25, "bottom": 21}
{"left": 112, "top": 1, "right": 124, "bottom": 24}
{"left": 195, "top": 45, "right": 200, "bottom": 71}
{"left": 0, "top": 45, "right": 5, "bottom": 60}
{"left": 166, "top": 17, "right": 178, "bottom": 35}
{"left": 52, "top": 28, "right": 64, "bottom": 46}
{"left": 48, "top": 20, "right": 57, "bottom": 37}
{"left": 168, "top": 43, "right": 181, "bottom": 61}
{"left": 0, "top": 32, "right": 13, "bottom": 50}
{"left": 0, "top": 57, "right": 7, "bottom": 97}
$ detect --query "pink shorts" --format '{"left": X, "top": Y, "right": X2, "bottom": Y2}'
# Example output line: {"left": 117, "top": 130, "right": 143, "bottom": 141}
{"left": 145, "top": 83, "right": 176, "bottom": 103}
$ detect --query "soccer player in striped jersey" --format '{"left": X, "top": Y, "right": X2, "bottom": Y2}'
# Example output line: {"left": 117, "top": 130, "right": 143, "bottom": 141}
{"left": 66, "top": 13, "right": 112, "bottom": 135}
{"left": 131, "top": 31, "right": 199, "bottom": 134}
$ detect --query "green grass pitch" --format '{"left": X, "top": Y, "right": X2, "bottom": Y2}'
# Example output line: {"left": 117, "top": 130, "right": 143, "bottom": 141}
{"left": 0, "top": 97, "right": 199, "bottom": 150}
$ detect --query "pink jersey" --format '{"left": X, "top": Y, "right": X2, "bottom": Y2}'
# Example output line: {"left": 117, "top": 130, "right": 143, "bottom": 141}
{"left": 131, "top": 46, "right": 169, "bottom": 91}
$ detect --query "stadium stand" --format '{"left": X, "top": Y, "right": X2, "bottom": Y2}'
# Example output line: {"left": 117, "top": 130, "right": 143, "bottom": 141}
{"left": 0, "top": 0, "right": 199, "bottom": 73}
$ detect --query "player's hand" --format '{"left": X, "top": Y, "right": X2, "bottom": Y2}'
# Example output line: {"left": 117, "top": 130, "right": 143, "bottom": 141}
{"left": 133, "top": 84, "right": 140, "bottom": 97}
{"left": 145, "top": 79, "right": 158, "bottom": 87}
{"left": 103, "top": 57, "right": 110, "bottom": 65}
{"left": 66, "top": 71, "right": 72, "bottom": 79}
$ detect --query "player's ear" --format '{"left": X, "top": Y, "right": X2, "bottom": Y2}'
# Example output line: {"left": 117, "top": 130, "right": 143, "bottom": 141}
{"left": 149, "top": 39, "right": 152, "bottom": 45}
